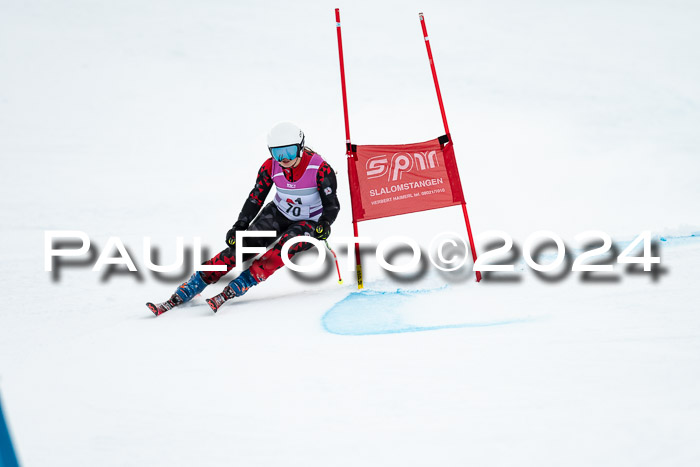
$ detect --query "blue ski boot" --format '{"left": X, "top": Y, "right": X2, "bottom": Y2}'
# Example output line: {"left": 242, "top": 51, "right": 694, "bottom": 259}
{"left": 147, "top": 272, "right": 208, "bottom": 316}
{"left": 206, "top": 270, "right": 259, "bottom": 313}
{"left": 174, "top": 271, "right": 208, "bottom": 303}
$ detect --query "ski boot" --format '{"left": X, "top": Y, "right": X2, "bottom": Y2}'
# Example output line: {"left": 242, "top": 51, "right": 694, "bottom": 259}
{"left": 206, "top": 269, "right": 259, "bottom": 313}
{"left": 147, "top": 271, "right": 208, "bottom": 316}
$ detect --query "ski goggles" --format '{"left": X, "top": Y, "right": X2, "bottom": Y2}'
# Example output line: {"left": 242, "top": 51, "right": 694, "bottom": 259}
{"left": 269, "top": 144, "right": 302, "bottom": 162}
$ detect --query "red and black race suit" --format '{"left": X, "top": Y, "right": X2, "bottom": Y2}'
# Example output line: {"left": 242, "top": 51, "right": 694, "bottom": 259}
{"left": 200, "top": 149, "right": 340, "bottom": 284}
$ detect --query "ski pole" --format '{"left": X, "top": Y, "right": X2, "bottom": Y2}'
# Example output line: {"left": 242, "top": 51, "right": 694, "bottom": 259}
{"left": 324, "top": 240, "right": 343, "bottom": 285}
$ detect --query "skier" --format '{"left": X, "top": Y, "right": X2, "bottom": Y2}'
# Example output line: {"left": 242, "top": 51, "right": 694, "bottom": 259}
{"left": 147, "top": 122, "right": 340, "bottom": 315}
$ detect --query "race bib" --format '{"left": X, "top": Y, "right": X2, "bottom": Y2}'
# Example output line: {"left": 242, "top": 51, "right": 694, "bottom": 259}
{"left": 276, "top": 197, "right": 311, "bottom": 220}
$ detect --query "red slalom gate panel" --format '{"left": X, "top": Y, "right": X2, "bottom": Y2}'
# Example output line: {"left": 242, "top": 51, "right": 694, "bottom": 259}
{"left": 348, "top": 137, "right": 465, "bottom": 222}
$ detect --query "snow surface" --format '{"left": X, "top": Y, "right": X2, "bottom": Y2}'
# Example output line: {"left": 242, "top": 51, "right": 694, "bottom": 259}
{"left": 1, "top": 0, "right": 700, "bottom": 466}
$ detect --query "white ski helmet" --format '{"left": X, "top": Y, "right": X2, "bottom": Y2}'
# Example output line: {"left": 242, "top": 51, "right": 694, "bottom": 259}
{"left": 267, "top": 122, "right": 305, "bottom": 161}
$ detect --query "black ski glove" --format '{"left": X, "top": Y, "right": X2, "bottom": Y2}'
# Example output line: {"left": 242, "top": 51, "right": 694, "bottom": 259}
{"left": 314, "top": 218, "right": 331, "bottom": 240}
{"left": 226, "top": 220, "right": 249, "bottom": 248}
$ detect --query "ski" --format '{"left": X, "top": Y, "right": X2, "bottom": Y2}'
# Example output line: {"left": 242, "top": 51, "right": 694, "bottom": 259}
{"left": 146, "top": 295, "right": 183, "bottom": 316}
{"left": 206, "top": 292, "right": 229, "bottom": 313}
{"left": 206, "top": 285, "right": 239, "bottom": 313}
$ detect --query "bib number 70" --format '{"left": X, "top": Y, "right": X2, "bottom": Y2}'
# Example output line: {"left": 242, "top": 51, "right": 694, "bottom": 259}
{"left": 286, "top": 198, "right": 303, "bottom": 217}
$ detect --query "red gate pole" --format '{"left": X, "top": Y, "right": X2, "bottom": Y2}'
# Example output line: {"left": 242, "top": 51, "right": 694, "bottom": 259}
{"left": 336, "top": 9, "right": 351, "bottom": 152}
{"left": 419, "top": 12, "right": 481, "bottom": 282}
{"left": 336, "top": 8, "right": 364, "bottom": 289}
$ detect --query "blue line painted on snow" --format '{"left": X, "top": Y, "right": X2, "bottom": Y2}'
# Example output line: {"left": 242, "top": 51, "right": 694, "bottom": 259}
{"left": 0, "top": 392, "right": 20, "bottom": 467}
{"left": 658, "top": 233, "right": 700, "bottom": 244}
{"left": 322, "top": 287, "right": 525, "bottom": 336}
